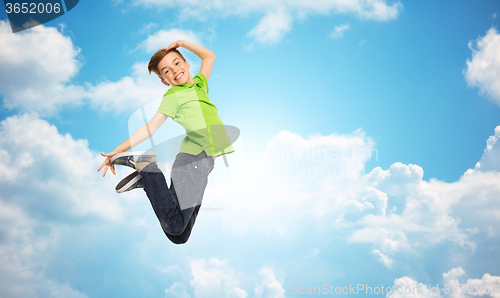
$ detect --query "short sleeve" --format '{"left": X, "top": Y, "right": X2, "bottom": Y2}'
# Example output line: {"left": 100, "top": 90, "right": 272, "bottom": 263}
{"left": 194, "top": 72, "right": 209, "bottom": 94}
{"left": 157, "top": 92, "right": 179, "bottom": 118}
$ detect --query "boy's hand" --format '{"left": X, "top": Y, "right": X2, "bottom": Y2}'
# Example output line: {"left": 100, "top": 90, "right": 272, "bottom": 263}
{"left": 161, "top": 78, "right": 170, "bottom": 87}
{"left": 164, "top": 40, "right": 185, "bottom": 51}
{"left": 97, "top": 151, "right": 118, "bottom": 177}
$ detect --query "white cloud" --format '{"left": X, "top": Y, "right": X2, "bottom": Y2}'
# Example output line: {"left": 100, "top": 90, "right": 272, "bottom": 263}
{"left": 388, "top": 276, "right": 442, "bottom": 298}
{"left": 431, "top": 170, "right": 500, "bottom": 239}
{"left": 189, "top": 258, "right": 247, "bottom": 298}
{"left": 86, "top": 62, "right": 168, "bottom": 113}
{"left": 87, "top": 28, "right": 204, "bottom": 113}
{"left": 0, "top": 199, "right": 89, "bottom": 297}
{"left": 165, "top": 282, "right": 191, "bottom": 298}
{"left": 139, "top": 28, "right": 203, "bottom": 53}
{"left": 371, "top": 249, "right": 394, "bottom": 268}
{"left": 485, "top": 226, "right": 496, "bottom": 238}
{"left": 207, "top": 125, "right": 500, "bottom": 268}
{"left": 347, "top": 162, "right": 477, "bottom": 253}
{"left": 0, "top": 113, "right": 124, "bottom": 222}
{"left": 389, "top": 268, "right": 500, "bottom": 298}
{"left": 341, "top": 123, "right": 500, "bottom": 259}
{"left": 330, "top": 24, "right": 351, "bottom": 39}
{"left": 253, "top": 267, "right": 286, "bottom": 298}
{"left": 448, "top": 271, "right": 500, "bottom": 298}
{"left": 0, "top": 110, "right": 499, "bottom": 294}
{"left": 0, "top": 112, "right": 152, "bottom": 296}
{"left": 187, "top": 259, "right": 285, "bottom": 298}
{"left": 355, "top": 0, "right": 402, "bottom": 21}
{"left": 209, "top": 129, "right": 375, "bottom": 235}
{"left": 247, "top": 11, "right": 293, "bottom": 45}
{"left": 345, "top": 158, "right": 500, "bottom": 259}
{"left": 139, "top": 22, "right": 159, "bottom": 34}
{"left": 475, "top": 126, "right": 500, "bottom": 172}
{"left": 0, "top": 20, "right": 85, "bottom": 115}
{"left": 0, "top": 22, "right": 203, "bottom": 115}
{"left": 464, "top": 27, "right": 500, "bottom": 106}
{"left": 128, "top": 0, "right": 402, "bottom": 45}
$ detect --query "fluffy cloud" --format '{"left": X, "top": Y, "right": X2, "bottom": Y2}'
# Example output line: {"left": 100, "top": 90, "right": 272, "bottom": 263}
{"left": 253, "top": 267, "right": 286, "bottom": 298}
{"left": 389, "top": 268, "right": 500, "bottom": 298}
{"left": 0, "top": 20, "right": 85, "bottom": 115}
{"left": 208, "top": 125, "right": 500, "bottom": 268}
{"left": 330, "top": 24, "right": 351, "bottom": 39}
{"left": 128, "top": 0, "right": 402, "bottom": 45}
{"left": 444, "top": 270, "right": 500, "bottom": 298}
{"left": 0, "top": 113, "right": 131, "bottom": 296}
{"left": 86, "top": 62, "right": 168, "bottom": 113}
{"left": 388, "top": 276, "right": 442, "bottom": 297}
{"left": 139, "top": 28, "right": 203, "bottom": 53}
{"left": 347, "top": 162, "right": 478, "bottom": 257}
{"left": 371, "top": 249, "right": 394, "bottom": 269}
{"left": 82, "top": 27, "right": 203, "bottom": 113}
{"left": 344, "top": 152, "right": 500, "bottom": 266}
{"left": 0, "top": 113, "right": 124, "bottom": 221}
{"left": 464, "top": 27, "right": 500, "bottom": 106}
{"left": 189, "top": 258, "right": 247, "bottom": 298}
{"left": 88, "top": 28, "right": 205, "bottom": 113}
{"left": 0, "top": 110, "right": 499, "bottom": 294}
{"left": 434, "top": 170, "right": 500, "bottom": 233}
{"left": 475, "top": 126, "right": 500, "bottom": 172}
{"left": 164, "top": 282, "right": 191, "bottom": 298}
{"left": 0, "top": 22, "right": 201, "bottom": 115}
{"left": 209, "top": 129, "right": 376, "bottom": 235}
{"left": 0, "top": 201, "right": 89, "bottom": 298}
{"left": 186, "top": 258, "right": 286, "bottom": 298}
{"left": 247, "top": 10, "right": 293, "bottom": 45}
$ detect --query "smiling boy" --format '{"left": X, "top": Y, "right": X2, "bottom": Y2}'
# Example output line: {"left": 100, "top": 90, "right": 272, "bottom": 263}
{"left": 98, "top": 40, "right": 235, "bottom": 244}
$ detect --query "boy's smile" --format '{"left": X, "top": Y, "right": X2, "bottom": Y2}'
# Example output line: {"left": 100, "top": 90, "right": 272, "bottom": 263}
{"left": 158, "top": 52, "right": 195, "bottom": 87}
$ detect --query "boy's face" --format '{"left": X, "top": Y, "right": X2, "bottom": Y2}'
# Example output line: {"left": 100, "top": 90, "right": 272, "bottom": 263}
{"left": 157, "top": 52, "right": 192, "bottom": 86}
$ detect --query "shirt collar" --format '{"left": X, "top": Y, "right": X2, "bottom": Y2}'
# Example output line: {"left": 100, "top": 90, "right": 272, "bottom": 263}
{"left": 170, "top": 80, "right": 201, "bottom": 91}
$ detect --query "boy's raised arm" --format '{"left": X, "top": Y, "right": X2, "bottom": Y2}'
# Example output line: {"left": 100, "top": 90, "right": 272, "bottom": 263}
{"left": 165, "top": 40, "right": 215, "bottom": 81}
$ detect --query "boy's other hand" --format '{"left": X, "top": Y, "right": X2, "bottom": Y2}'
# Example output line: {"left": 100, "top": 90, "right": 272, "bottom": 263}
{"left": 97, "top": 151, "right": 118, "bottom": 177}
{"left": 164, "top": 40, "right": 185, "bottom": 51}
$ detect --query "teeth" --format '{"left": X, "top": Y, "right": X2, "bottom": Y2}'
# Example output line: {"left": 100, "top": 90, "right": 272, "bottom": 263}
{"left": 175, "top": 73, "right": 183, "bottom": 80}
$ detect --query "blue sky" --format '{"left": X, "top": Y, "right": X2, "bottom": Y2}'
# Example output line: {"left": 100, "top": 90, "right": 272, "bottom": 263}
{"left": 0, "top": 0, "right": 500, "bottom": 297}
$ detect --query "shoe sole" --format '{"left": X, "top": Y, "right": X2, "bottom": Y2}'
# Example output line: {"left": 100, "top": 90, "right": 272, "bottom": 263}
{"left": 116, "top": 171, "right": 143, "bottom": 193}
{"left": 110, "top": 151, "right": 157, "bottom": 165}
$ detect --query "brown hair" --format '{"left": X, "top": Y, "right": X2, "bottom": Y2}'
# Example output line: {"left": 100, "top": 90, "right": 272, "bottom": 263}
{"left": 148, "top": 48, "right": 187, "bottom": 78}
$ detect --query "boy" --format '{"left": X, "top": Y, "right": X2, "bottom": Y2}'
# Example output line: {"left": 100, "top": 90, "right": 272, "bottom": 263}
{"left": 97, "top": 40, "right": 235, "bottom": 244}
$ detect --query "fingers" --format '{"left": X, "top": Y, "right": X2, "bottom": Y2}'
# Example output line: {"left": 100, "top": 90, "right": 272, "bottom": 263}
{"left": 164, "top": 41, "right": 179, "bottom": 51}
{"left": 97, "top": 160, "right": 107, "bottom": 172}
{"left": 98, "top": 152, "right": 118, "bottom": 176}
{"left": 98, "top": 155, "right": 114, "bottom": 175}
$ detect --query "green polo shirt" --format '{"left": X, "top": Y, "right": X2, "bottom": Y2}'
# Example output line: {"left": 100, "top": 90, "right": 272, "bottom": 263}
{"left": 157, "top": 72, "right": 235, "bottom": 157}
